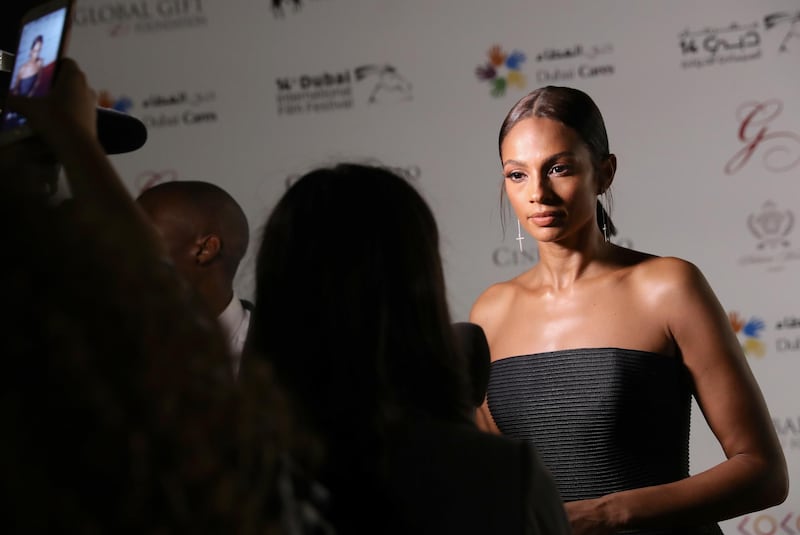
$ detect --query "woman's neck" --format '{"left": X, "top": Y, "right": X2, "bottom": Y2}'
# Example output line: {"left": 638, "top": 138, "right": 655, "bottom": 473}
{"left": 533, "top": 233, "right": 611, "bottom": 291}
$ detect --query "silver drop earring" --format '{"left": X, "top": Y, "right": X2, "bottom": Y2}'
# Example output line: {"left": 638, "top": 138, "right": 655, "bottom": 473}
{"left": 600, "top": 194, "right": 610, "bottom": 243}
{"left": 516, "top": 219, "right": 525, "bottom": 251}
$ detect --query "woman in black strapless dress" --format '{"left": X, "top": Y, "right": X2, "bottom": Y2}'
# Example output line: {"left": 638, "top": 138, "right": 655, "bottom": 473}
{"left": 10, "top": 34, "right": 44, "bottom": 97}
{"left": 470, "top": 85, "right": 788, "bottom": 535}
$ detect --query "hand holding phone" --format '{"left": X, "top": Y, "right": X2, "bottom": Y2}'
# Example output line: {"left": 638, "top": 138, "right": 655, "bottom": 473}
{"left": 0, "top": 0, "right": 74, "bottom": 147}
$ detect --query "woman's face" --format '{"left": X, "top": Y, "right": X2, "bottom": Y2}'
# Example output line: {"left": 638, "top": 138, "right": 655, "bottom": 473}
{"left": 30, "top": 40, "right": 42, "bottom": 60}
{"left": 500, "top": 116, "right": 606, "bottom": 246}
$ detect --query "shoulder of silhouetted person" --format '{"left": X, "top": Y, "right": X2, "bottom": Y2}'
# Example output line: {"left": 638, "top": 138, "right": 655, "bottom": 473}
{"left": 453, "top": 321, "right": 492, "bottom": 407}
{"left": 383, "top": 417, "right": 570, "bottom": 535}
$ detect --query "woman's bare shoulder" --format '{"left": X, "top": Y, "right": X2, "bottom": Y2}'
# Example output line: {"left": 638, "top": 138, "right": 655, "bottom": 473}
{"left": 627, "top": 254, "right": 704, "bottom": 286}
{"left": 469, "top": 275, "right": 530, "bottom": 334}
{"left": 471, "top": 280, "right": 516, "bottom": 317}
{"left": 623, "top": 254, "right": 712, "bottom": 313}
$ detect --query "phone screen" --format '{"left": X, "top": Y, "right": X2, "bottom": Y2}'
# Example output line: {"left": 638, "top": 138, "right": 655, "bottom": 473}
{"left": 1, "top": 5, "right": 69, "bottom": 132}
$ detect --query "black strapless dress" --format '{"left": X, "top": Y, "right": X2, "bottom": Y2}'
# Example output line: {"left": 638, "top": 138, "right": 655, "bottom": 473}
{"left": 488, "top": 347, "right": 723, "bottom": 535}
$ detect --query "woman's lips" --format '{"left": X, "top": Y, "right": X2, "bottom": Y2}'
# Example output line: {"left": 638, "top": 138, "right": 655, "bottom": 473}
{"left": 529, "top": 211, "right": 561, "bottom": 225}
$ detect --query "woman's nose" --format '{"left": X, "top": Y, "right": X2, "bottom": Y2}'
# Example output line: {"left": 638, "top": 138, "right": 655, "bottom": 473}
{"left": 526, "top": 175, "right": 544, "bottom": 203}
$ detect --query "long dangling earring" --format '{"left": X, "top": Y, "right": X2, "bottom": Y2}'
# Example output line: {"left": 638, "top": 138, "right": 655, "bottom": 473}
{"left": 516, "top": 219, "right": 525, "bottom": 251}
{"left": 599, "top": 194, "right": 610, "bottom": 243}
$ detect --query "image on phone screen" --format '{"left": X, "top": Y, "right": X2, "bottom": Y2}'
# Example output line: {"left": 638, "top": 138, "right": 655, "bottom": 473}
{"left": 1, "top": 6, "right": 69, "bottom": 132}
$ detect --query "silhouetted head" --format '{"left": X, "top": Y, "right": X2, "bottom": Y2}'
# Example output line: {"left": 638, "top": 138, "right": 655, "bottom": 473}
{"left": 499, "top": 85, "right": 617, "bottom": 237}
{"left": 247, "top": 163, "right": 470, "bottom": 437}
{"left": 136, "top": 181, "right": 249, "bottom": 313}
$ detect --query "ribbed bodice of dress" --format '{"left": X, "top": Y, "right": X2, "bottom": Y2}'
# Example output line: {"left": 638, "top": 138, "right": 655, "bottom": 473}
{"left": 488, "top": 347, "right": 722, "bottom": 535}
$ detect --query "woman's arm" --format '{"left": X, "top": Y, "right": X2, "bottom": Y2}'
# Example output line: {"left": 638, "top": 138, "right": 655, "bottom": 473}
{"left": 567, "top": 257, "right": 788, "bottom": 534}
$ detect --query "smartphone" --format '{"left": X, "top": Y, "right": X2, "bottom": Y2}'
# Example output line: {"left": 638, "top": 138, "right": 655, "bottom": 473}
{"left": 0, "top": 0, "right": 74, "bottom": 146}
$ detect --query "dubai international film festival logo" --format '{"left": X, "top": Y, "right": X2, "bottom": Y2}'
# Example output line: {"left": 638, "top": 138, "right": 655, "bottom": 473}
{"left": 73, "top": 1, "right": 208, "bottom": 36}
{"left": 475, "top": 45, "right": 526, "bottom": 98}
{"left": 275, "top": 64, "right": 412, "bottom": 116}
{"left": 729, "top": 311, "right": 766, "bottom": 358}
{"left": 354, "top": 65, "right": 413, "bottom": 104}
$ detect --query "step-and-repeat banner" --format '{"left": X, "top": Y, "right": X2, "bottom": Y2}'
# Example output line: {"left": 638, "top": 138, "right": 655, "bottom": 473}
{"left": 69, "top": 1, "right": 799, "bottom": 531}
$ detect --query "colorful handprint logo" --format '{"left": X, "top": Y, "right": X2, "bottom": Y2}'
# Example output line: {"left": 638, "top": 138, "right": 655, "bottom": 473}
{"left": 729, "top": 311, "right": 766, "bottom": 358}
{"left": 98, "top": 90, "right": 134, "bottom": 113}
{"left": 475, "top": 45, "right": 527, "bottom": 98}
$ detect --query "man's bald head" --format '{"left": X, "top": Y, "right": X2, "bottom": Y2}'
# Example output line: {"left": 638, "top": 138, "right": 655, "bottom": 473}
{"left": 137, "top": 181, "right": 249, "bottom": 284}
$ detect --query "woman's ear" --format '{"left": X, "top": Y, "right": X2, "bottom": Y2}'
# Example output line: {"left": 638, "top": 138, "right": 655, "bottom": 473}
{"left": 598, "top": 154, "right": 617, "bottom": 194}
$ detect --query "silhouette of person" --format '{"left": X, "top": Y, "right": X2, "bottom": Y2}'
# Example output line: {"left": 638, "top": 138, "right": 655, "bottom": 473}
{"left": 245, "top": 163, "right": 570, "bottom": 535}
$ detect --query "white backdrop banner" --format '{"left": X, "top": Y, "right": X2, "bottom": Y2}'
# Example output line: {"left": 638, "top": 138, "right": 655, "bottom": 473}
{"left": 69, "top": 1, "right": 800, "bottom": 531}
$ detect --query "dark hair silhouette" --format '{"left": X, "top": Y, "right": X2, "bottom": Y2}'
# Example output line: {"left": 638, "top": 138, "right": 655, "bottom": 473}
{"left": 499, "top": 85, "right": 617, "bottom": 237}
{"left": 31, "top": 35, "right": 43, "bottom": 50}
{"left": 248, "top": 163, "right": 470, "bottom": 425}
{"left": 0, "top": 194, "right": 286, "bottom": 533}
{"left": 245, "top": 163, "right": 471, "bottom": 528}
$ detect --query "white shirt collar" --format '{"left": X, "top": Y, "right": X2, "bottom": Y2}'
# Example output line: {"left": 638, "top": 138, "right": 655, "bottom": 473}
{"left": 218, "top": 294, "right": 245, "bottom": 340}
{"left": 217, "top": 295, "right": 251, "bottom": 377}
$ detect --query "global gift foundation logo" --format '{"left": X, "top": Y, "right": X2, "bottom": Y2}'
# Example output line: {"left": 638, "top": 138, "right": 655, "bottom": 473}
{"left": 73, "top": 0, "right": 208, "bottom": 36}
{"left": 272, "top": 0, "right": 301, "bottom": 16}
{"left": 738, "top": 201, "right": 800, "bottom": 272}
{"left": 729, "top": 311, "right": 766, "bottom": 358}
{"left": 724, "top": 99, "right": 800, "bottom": 175}
{"left": 275, "top": 64, "right": 412, "bottom": 116}
{"left": 135, "top": 169, "right": 179, "bottom": 194}
{"left": 271, "top": 0, "right": 325, "bottom": 18}
{"left": 491, "top": 234, "right": 633, "bottom": 269}
{"left": 282, "top": 160, "right": 420, "bottom": 191}
{"left": 475, "top": 45, "right": 526, "bottom": 98}
{"left": 748, "top": 201, "right": 794, "bottom": 249}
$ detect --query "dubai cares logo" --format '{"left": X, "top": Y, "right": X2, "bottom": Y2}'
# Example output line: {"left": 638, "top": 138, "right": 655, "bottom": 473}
{"left": 729, "top": 311, "right": 766, "bottom": 358}
{"left": 98, "top": 90, "right": 133, "bottom": 113}
{"left": 475, "top": 45, "right": 526, "bottom": 97}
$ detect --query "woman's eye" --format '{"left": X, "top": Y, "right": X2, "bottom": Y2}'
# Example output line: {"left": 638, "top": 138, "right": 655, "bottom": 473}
{"left": 506, "top": 171, "right": 526, "bottom": 182}
{"left": 549, "top": 164, "right": 569, "bottom": 175}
